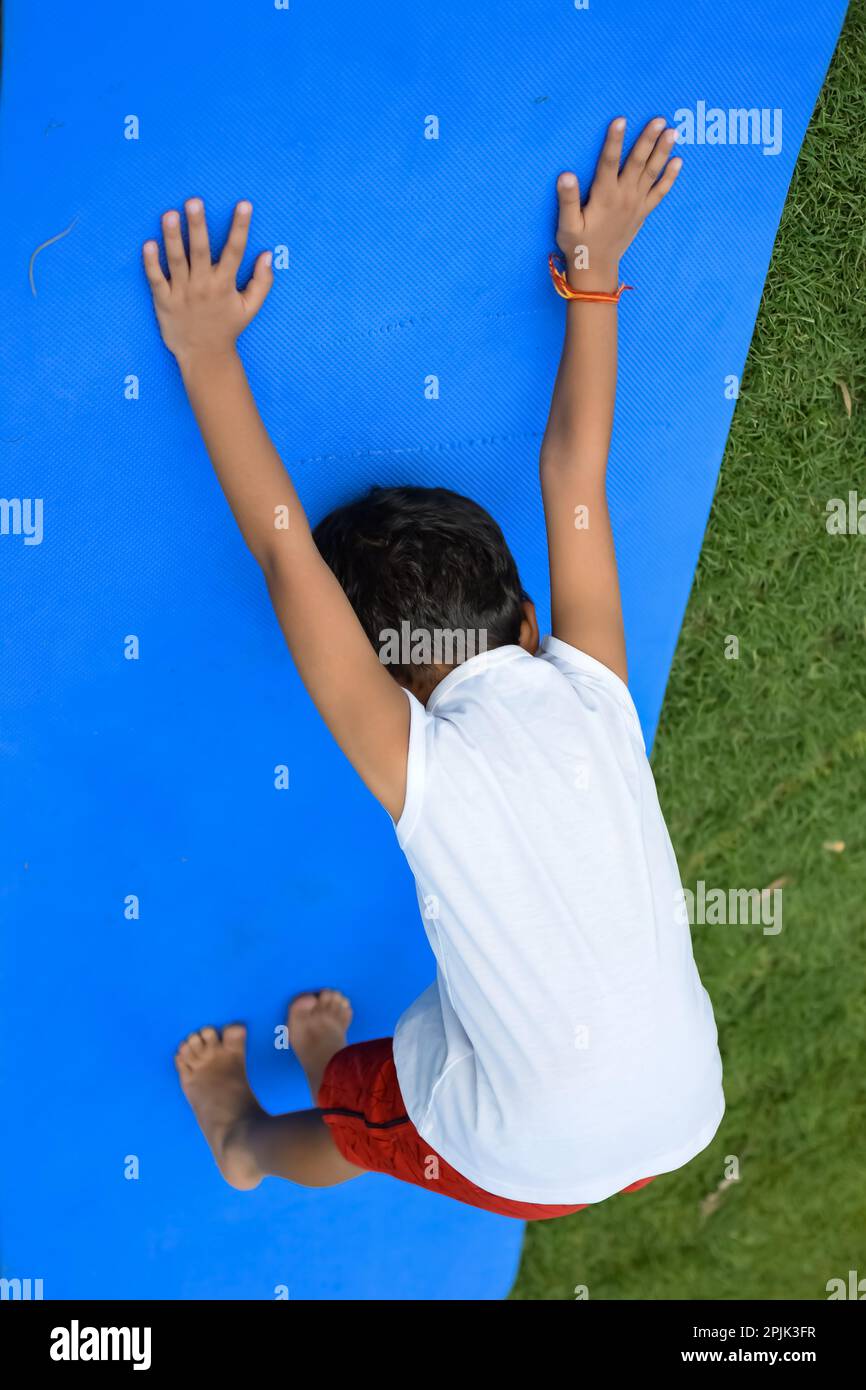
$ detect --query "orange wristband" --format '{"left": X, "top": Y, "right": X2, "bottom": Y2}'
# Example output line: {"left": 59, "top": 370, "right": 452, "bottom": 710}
{"left": 548, "top": 253, "right": 633, "bottom": 303}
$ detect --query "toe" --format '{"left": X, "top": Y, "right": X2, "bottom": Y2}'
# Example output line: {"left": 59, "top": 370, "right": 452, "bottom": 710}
{"left": 288, "top": 993, "right": 318, "bottom": 1023}
{"left": 199, "top": 1026, "right": 218, "bottom": 1047}
{"left": 222, "top": 1023, "right": 247, "bottom": 1052}
{"left": 174, "top": 1049, "right": 193, "bottom": 1080}
{"left": 186, "top": 1031, "right": 205, "bottom": 1057}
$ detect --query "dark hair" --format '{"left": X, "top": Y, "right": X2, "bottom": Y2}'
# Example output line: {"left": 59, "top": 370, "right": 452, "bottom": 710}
{"left": 313, "top": 485, "right": 527, "bottom": 687}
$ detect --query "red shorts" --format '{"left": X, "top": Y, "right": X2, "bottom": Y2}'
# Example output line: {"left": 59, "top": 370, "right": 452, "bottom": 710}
{"left": 317, "top": 1037, "right": 657, "bottom": 1221}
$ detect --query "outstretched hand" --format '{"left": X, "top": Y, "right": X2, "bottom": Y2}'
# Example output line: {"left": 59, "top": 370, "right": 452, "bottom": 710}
{"left": 555, "top": 117, "right": 682, "bottom": 291}
{"left": 142, "top": 199, "right": 273, "bottom": 364}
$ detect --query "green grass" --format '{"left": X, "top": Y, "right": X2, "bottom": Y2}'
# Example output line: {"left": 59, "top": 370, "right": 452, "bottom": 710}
{"left": 512, "top": 3, "right": 866, "bottom": 1301}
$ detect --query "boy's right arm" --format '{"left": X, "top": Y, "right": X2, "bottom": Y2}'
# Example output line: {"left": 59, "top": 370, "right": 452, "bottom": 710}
{"left": 144, "top": 201, "right": 410, "bottom": 822}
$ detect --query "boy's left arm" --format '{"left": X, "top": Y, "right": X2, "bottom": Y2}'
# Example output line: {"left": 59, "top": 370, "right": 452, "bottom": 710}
{"left": 540, "top": 117, "right": 681, "bottom": 686}
{"left": 143, "top": 200, "right": 410, "bottom": 822}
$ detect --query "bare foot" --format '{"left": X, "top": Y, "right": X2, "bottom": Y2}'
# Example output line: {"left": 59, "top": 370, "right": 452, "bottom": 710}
{"left": 174, "top": 1024, "right": 265, "bottom": 1190}
{"left": 288, "top": 990, "right": 353, "bottom": 1100}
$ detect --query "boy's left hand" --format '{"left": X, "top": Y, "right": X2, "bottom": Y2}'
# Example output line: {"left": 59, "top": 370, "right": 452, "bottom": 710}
{"left": 555, "top": 117, "right": 682, "bottom": 292}
{"left": 143, "top": 199, "right": 274, "bottom": 365}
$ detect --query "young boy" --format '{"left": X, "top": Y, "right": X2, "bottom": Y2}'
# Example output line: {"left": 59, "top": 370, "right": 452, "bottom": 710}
{"left": 144, "top": 117, "right": 724, "bottom": 1219}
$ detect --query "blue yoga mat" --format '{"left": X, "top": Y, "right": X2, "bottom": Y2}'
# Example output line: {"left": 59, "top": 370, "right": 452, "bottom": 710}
{"left": 0, "top": 0, "right": 847, "bottom": 1300}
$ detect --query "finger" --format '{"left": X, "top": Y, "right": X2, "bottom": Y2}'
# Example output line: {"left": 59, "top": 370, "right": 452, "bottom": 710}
{"left": 623, "top": 116, "right": 667, "bottom": 180}
{"left": 161, "top": 209, "right": 188, "bottom": 282}
{"left": 142, "top": 240, "right": 169, "bottom": 301}
{"left": 645, "top": 156, "right": 683, "bottom": 211}
{"left": 641, "top": 126, "right": 679, "bottom": 188}
{"left": 556, "top": 170, "right": 582, "bottom": 214}
{"left": 593, "top": 117, "right": 626, "bottom": 190}
{"left": 219, "top": 200, "right": 253, "bottom": 280}
{"left": 184, "top": 197, "right": 211, "bottom": 275}
{"left": 241, "top": 249, "right": 274, "bottom": 319}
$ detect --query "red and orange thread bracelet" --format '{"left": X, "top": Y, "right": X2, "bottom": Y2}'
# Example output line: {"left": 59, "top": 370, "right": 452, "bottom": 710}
{"left": 548, "top": 252, "right": 634, "bottom": 303}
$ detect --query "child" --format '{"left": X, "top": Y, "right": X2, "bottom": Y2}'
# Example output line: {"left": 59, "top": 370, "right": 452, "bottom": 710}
{"left": 144, "top": 117, "right": 724, "bottom": 1220}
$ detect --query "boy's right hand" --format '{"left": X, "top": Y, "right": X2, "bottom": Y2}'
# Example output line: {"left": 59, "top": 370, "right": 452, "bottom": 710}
{"left": 142, "top": 199, "right": 274, "bottom": 366}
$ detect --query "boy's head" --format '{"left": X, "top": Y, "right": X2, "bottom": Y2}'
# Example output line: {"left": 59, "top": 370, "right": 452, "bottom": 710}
{"left": 313, "top": 485, "right": 537, "bottom": 702}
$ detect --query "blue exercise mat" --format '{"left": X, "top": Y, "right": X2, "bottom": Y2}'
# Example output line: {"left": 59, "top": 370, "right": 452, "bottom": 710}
{"left": 0, "top": 0, "right": 847, "bottom": 1300}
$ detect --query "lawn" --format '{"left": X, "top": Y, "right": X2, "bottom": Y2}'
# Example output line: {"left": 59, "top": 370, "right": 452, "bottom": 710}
{"left": 512, "top": 1, "right": 866, "bottom": 1300}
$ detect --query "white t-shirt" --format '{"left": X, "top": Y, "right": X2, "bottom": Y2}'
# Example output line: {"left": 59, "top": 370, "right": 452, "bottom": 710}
{"left": 391, "top": 636, "right": 724, "bottom": 1205}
